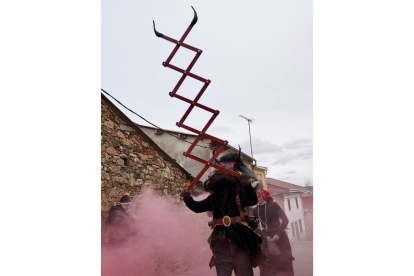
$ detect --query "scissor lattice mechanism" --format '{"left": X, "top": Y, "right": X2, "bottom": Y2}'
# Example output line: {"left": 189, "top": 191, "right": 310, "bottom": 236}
{"left": 153, "top": 7, "right": 240, "bottom": 192}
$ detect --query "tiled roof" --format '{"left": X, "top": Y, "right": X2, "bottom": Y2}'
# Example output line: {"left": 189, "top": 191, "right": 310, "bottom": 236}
{"left": 266, "top": 177, "right": 305, "bottom": 190}
{"left": 267, "top": 186, "right": 289, "bottom": 194}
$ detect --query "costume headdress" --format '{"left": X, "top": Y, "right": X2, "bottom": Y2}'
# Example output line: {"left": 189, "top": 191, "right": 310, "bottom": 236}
{"left": 257, "top": 189, "right": 274, "bottom": 202}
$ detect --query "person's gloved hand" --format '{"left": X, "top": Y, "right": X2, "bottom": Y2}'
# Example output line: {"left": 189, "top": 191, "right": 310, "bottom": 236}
{"left": 180, "top": 189, "right": 191, "bottom": 201}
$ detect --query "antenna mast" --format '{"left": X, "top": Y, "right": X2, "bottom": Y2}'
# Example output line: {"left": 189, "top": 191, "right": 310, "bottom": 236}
{"left": 239, "top": 115, "right": 255, "bottom": 159}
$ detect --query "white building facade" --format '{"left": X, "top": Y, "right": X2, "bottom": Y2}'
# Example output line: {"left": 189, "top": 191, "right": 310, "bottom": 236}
{"left": 282, "top": 192, "right": 307, "bottom": 241}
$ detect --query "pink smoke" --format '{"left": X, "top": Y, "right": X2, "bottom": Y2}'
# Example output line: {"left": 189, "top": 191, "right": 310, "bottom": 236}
{"left": 102, "top": 188, "right": 217, "bottom": 276}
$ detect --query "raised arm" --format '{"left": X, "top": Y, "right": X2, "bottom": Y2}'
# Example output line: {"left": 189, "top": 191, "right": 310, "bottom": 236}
{"left": 183, "top": 193, "right": 214, "bottom": 213}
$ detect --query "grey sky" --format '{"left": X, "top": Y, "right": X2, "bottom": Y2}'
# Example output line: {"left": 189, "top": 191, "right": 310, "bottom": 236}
{"left": 102, "top": 0, "right": 313, "bottom": 186}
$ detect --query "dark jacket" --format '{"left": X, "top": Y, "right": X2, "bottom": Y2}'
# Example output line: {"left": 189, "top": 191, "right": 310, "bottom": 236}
{"left": 185, "top": 183, "right": 263, "bottom": 258}
{"left": 106, "top": 205, "right": 136, "bottom": 246}
{"left": 253, "top": 201, "right": 295, "bottom": 272}
{"left": 252, "top": 201, "right": 289, "bottom": 238}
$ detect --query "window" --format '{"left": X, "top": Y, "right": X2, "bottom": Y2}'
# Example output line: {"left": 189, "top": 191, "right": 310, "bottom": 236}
{"left": 295, "top": 198, "right": 299, "bottom": 208}
{"left": 299, "top": 219, "right": 303, "bottom": 232}
{"left": 291, "top": 222, "right": 295, "bottom": 237}
{"left": 287, "top": 199, "right": 291, "bottom": 211}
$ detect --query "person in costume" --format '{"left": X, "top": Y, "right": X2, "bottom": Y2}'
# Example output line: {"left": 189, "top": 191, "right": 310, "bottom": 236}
{"left": 252, "top": 189, "right": 295, "bottom": 276}
{"left": 181, "top": 151, "right": 267, "bottom": 276}
{"left": 106, "top": 194, "right": 137, "bottom": 247}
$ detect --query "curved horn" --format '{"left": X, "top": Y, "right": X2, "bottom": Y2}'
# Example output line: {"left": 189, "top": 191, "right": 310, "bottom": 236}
{"left": 153, "top": 20, "right": 163, "bottom": 37}
{"left": 212, "top": 145, "right": 220, "bottom": 164}
{"left": 190, "top": 6, "right": 198, "bottom": 26}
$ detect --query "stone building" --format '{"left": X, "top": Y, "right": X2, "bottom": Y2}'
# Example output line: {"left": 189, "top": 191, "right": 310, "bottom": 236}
{"left": 101, "top": 93, "right": 203, "bottom": 225}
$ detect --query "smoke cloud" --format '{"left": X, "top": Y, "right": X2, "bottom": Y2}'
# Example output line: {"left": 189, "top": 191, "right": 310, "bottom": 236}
{"left": 102, "top": 188, "right": 217, "bottom": 276}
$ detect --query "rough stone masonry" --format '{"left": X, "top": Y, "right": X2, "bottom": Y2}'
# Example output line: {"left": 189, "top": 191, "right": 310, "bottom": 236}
{"left": 101, "top": 98, "right": 204, "bottom": 225}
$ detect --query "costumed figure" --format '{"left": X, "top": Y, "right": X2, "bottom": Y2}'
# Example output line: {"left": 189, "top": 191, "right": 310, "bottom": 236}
{"left": 106, "top": 195, "right": 137, "bottom": 247}
{"left": 252, "top": 189, "right": 295, "bottom": 276}
{"left": 181, "top": 151, "right": 267, "bottom": 276}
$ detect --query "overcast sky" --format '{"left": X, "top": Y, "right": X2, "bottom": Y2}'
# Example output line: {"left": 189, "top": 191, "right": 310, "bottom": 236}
{"left": 102, "top": 0, "right": 313, "bottom": 186}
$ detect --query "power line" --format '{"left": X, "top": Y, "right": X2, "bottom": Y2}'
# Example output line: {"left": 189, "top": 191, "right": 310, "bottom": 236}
{"left": 101, "top": 88, "right": 213, "bottom": 149}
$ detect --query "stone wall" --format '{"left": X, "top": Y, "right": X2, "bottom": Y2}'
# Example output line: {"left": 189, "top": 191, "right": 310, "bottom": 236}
{"left": 101, "top": 98, "right": 201, "bottom": 224}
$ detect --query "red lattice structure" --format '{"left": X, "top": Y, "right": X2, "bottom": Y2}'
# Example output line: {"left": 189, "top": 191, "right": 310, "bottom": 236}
{"left": 153, "top": 7, "right": 240, "bottom": 192}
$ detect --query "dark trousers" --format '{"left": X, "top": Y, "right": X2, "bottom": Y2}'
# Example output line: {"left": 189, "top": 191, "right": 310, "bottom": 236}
{"left": 214, "top": 239, "right": 253, "bottom": 276}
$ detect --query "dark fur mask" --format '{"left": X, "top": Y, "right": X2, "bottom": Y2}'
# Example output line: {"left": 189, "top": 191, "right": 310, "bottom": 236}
{"left": 204, "top": 151, "right": 257, "bottom": 193}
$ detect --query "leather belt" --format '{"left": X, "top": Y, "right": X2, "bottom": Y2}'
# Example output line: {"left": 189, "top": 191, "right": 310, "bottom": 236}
{"left": 214, "top": 215, "right": 242, "bottom": 227}
{"left": 210, "top": 193, "right": 246, "bottom": 229}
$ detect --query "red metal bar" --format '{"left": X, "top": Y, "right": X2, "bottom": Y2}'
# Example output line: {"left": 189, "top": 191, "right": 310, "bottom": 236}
{"left": 165, "top": 44, "right": 180, "bottom": 65}
{"left": 177, "top": 123, "right": 226, "bottom": 145}
{"left": 193, "top": 82, "right": 209, "bottom": 103}
{"left": 160, "top": 34, "right": 200, "bottom": 53}
{"left": 186, "top": 153, "right": 239, "bottom": 177}
{"left": 184, "top": 135, "right": 202, "bottom": 155}
{"left": 165, "top": 63, "right": 185, "bottom": 74}
{"left": 176, "top": 123, "right": 201, "bottom": 135}
{"left": 184, "top": 144, "right": 239, "bottom": 191}
{"left": 200, "top": 133, "right": 227, "bottom": 144}
{"left": 164, "top": 63, "right": 207, "bottom": 84}
{"left": 210, "top": 144, "right": 226, "bottom": 160}
{"left": 186, "top": 165, "right": 210, "bottom": 191}
{"left": 200, "top": 113, "right": 218, "bottom": 133}
{"left": 155, "top": 12, "right": 243, "bottom": 192}
{"left": 179, "top": 26, "right": 193, "bottom": 44}
{"left": 187, "top": 71, "right": 207, "bottom": 83}
{"left": 176, "top": 82, "right": 212, "bottom": 125}
{"left": 208, "top": 162, "right": 240, "bottom": 176}
{"left": 179, "top": 104, "right": 195, "bottom": 125}
{"left": 161, "top": 35, "right": 179, "bottom": 44}
{"left": 181, "top": 42, "right": 201, "bottom": 52}
{"left": 171, "top": 74, "right": 187, "bottom": 95}
{"left": 186, "top": 52, "right": 201, "bottom": 73}
{"left": 172, "top": 93, "right": 216, "bottom": 113}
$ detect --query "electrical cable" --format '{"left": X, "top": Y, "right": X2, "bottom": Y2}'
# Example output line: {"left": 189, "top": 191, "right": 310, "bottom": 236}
{"left": 101, "top": 88, "right": 213, "bottom": 149}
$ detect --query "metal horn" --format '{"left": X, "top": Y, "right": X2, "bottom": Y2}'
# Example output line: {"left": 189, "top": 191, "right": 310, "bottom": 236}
{"left": 190, "top": 6, "right": 198, "bottom": 26}
{"left": 212, "top": 145, "right": 220, "bottom": 164}
{"left": 153, "top": 20, "right": 163, "bottom": 37}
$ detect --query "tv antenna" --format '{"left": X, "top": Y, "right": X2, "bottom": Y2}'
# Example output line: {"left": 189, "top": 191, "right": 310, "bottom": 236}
{"left": 239, "top": 115, "right": 255, "bottom": 159}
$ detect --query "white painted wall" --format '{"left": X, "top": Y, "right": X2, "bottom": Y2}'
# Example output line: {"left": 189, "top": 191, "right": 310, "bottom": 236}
{"left": 139, "top": 126, "right": 214, "bottom": 182}
{"left": 283, "top": 193, "right": 307, "bottom": 241}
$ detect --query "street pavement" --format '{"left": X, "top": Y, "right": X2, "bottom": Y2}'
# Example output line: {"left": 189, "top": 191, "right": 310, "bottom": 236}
{"left": 252, "top": 240, "right": 313, "bottom": 276}
{"left": 290, "top": 240, "right": 313, "bottom": 276}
